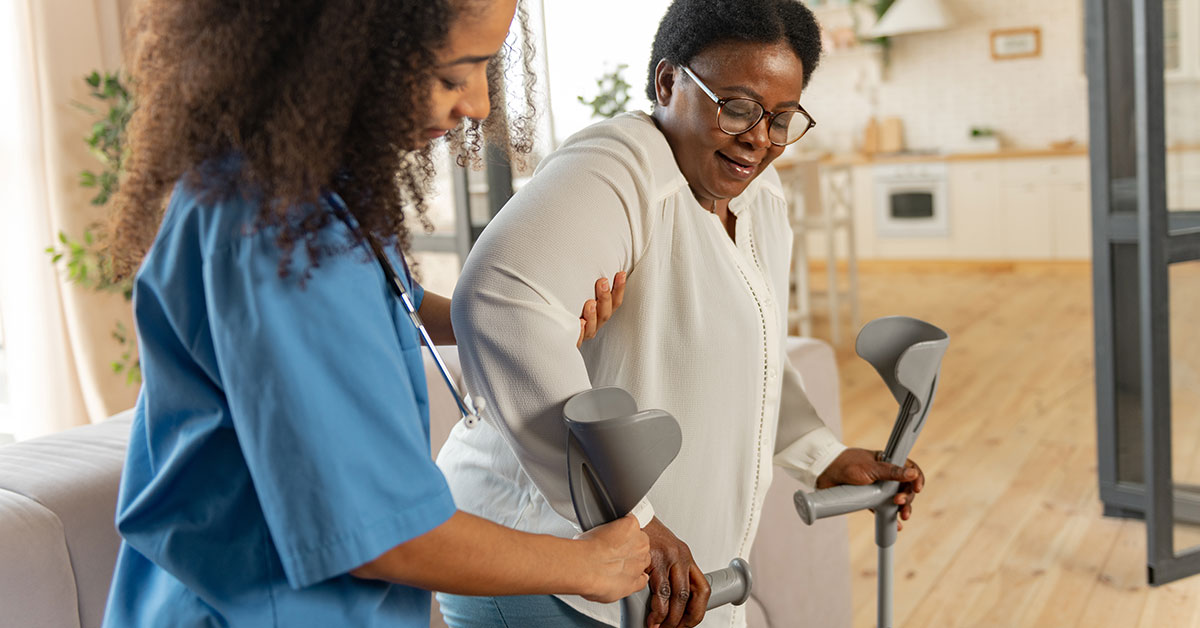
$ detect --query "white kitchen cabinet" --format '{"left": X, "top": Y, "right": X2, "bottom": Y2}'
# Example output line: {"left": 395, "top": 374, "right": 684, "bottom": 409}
{"left": 1177, "top": 149, "right": 1200, "bottom": 211}
{"left": 1166, "top": 148, "right": 1200, "bottom": 211}
{"left": 998, "top": 158, "right": 1091, "bottom": 260}
{"left": 1168, "top": 149, "right": 1185, "bottom": 210}
{"left": 999, "top": 181, "right": 1057, "bottom": 258}
{"left": 1181, "top": 178, "right": 1200, "bottom": 210}
{"left": 947, "top": 162, "right": 1002, "bottom": 257}
{"left": 1181, "top": 148, "right": 1200, "bottom": 175}
{"left": 1049, "top": 181, "right": 1092, "bottom": 258}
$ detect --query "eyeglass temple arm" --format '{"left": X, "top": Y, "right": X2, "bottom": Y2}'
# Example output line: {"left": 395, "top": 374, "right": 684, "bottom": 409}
{"left": 679, "top": 65, "right": 722, "bottom": 105}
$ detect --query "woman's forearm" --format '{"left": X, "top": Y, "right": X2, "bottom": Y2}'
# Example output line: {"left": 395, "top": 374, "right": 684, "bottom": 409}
{"left": 350, "top": 510, "right": 594, "bottom": 596}
{"left": 417, "top": 291, "right": 456, "bottom": 345}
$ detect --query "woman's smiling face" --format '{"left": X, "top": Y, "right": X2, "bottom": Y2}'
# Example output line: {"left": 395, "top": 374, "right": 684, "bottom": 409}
{"left": 652, "top": 39, "right": 807, "bottom": 208}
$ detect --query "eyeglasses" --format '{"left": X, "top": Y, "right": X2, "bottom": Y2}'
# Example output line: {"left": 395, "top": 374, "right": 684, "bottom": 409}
{"left": 680, "top": 65, "right": 816, "bottom": 146}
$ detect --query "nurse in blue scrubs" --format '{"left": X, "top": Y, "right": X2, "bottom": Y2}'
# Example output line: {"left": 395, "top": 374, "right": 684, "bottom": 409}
{"left": 100, "top": 1, "right": 650, "bottom": 626}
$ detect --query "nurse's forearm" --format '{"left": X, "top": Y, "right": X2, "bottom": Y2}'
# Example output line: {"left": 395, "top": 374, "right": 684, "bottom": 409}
{"left": 350, "top": 510, "right": 636, "bottom": 600}
{"left": 417, "top": 291, "right": 455, "bottom": 345}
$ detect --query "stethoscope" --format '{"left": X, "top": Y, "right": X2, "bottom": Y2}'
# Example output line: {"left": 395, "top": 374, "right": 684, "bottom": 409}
{"left": 330, "top": 194, "right": 485, "bottom": 428}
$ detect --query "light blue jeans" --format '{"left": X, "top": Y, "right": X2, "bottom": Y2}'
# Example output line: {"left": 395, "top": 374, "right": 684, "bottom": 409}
{"left": 435, "top": 593, "right": 610, "bottom": 628}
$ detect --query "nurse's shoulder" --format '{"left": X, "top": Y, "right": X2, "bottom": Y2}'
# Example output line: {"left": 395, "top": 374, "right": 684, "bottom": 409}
{"left": 143, "top": 159, "right": 267, "bottom": 265}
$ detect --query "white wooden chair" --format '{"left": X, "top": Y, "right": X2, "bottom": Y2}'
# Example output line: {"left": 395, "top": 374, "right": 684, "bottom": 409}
{"left": 780, "top": 159, "right": 860, "bottom": 345}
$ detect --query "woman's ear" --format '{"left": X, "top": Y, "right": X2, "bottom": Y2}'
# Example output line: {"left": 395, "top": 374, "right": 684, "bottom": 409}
{"left": 653, "top": 59, "right": 676, "bottom": 106}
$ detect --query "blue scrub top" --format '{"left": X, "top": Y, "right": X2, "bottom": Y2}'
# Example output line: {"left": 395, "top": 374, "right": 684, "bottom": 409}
{"left": 103, "top": 173, "right": 457, "bottom": 627}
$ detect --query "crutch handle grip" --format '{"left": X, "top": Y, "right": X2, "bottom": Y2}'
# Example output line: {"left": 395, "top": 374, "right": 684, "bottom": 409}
{"left": 794, "top": 483, "right": 892, "bottom": 525}
{"left": 704, "top": 558, "right": 753, "bottom": 608}
{"left": 620, "top": 558, "right": 754, "bottom": 623}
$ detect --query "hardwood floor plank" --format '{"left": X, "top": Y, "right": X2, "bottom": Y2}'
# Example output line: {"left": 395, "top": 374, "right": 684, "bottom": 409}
{"left": 1073, "top": 521, "right": 1150, "bottom": 626}
{"left": 806, "top": 262, "right": 1200, "bottom": 627}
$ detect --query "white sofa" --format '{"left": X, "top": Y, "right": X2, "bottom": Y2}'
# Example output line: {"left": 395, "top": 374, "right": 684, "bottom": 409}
{"left": 0, "top": 338, "right": 849, "bottom": 628}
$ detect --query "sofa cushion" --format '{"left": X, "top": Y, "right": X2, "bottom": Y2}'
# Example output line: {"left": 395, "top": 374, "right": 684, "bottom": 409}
{"left": 0, "top": 411, "right": 133, "bottom": 628}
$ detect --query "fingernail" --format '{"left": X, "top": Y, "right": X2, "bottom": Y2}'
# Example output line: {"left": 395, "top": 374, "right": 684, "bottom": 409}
{"left": 601, "top": 279, "right": 610, "bottom": 290}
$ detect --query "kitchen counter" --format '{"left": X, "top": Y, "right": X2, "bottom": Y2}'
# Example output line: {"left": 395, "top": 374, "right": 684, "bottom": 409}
{"left": 777, "top": 143, "right": 1200, "bottom": 170}
{"left": 776, "top": 147, "right": 1089, "bottom": 169}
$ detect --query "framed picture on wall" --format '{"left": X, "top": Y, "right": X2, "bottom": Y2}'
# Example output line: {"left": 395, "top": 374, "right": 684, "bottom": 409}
{"left": 990, "top": 27, "right": 1041, "bottom": 60}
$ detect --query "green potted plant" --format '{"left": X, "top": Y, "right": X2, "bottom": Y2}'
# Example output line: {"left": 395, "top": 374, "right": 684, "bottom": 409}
{"left": 577, "top": 63, "right": 632, "bottom": 120}
{"left": 851, "top": 0, "right": 895, "bottom": 63}
{"left": 46, "top": 71, "right": 139, "bottom": 384}
{"left": 967, "top": 126, "right": 1001, "bottom": 152}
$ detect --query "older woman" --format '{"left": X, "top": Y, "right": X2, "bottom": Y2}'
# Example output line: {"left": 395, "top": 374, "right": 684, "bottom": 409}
{"left": 437, "top": 1, "right": 924, "bottom": 627}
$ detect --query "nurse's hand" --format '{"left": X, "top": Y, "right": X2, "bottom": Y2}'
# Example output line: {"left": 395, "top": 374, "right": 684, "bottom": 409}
{"left": 643, "top": 517, "right": 709, "bottom": 628}
{"left": 577, "top": 271, "right": 627, "bottom": 347}
{"left": 815, "top": 448, "right": 925, "bottom": 531}
{"left": 577, "top": 514, "right": 651, "bottom": 603}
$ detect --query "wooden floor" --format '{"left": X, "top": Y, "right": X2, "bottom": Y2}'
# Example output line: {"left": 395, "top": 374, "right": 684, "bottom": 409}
{"left": 800, "top": 261, "right": 1200, "bottom": 628}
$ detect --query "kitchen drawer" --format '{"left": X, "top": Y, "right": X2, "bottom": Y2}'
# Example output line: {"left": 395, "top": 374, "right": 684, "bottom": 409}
{"left": 1178, "top": 149, "right": 1200, "bottom": 176}
{"left": 1050, "top": 182, "right": 1092, "bottom": 259}
{"left": 949, "top": 162, "right": 1000, "bottom": 188}
{"left": 1179, "top": 179, "right": 1200, "bottom": 211}
{"left": 999, "top": 184, "right": 1055, "bottom": 258}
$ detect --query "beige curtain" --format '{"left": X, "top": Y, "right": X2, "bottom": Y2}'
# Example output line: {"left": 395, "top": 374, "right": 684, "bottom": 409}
{"left": 0, "top": 0, "right": 137, "bottom": 439}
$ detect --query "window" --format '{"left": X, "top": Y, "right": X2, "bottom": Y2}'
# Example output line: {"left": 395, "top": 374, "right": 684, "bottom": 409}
{"left": 409, "top": 145, "right": 466, "bottom": 297}
{"left": 1167, "top": 0, "right": 1182, "bottom": 71}
{"left": 1166, "top": 0, "right": 1200, "bottom": 80}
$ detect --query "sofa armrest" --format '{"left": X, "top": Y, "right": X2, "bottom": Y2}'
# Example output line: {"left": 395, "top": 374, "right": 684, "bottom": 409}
{"left": 0, "top": 410, "right": 133, "bottom": 628}
{"left": 0, "top": 489, "right": 81, "bottom": 628}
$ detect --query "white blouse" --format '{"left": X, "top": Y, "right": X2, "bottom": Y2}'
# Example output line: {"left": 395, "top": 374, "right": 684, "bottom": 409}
{"left": 437, "top": 111, "right": 846, "bottom": 627}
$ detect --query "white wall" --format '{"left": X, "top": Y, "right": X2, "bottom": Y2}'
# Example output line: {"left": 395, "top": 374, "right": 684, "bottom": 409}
{"left": 801, "top": 0, "right": 1091, "bottom": 154}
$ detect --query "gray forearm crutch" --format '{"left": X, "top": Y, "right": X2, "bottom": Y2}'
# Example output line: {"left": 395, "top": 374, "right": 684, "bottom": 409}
{"left": 564, "top": 388, "right": 753, "bottom": 628}
{"left": 794, "top": 316, "right": 949, "bottom": 628}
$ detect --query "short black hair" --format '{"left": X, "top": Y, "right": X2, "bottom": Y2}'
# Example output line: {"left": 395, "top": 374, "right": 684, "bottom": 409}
{"left": 646, "top": 0, "right": 822, "bottom": 102}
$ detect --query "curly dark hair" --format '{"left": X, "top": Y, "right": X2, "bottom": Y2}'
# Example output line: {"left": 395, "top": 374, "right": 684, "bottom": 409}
{"left": 645, "top": 0, "right": 822, "bottom": 102}
{"left": 110, "top": 0, "right": 538, "bottom": 280}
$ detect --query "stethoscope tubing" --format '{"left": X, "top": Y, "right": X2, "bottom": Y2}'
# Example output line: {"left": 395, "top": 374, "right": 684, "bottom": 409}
{"left": 332, "top": 197, "right": 483, "bottom": 427}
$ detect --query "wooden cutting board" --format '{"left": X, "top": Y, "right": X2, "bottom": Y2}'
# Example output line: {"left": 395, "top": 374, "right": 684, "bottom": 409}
{"left": 879, "top": 117, "right": 904, "bottom": 153}
{"left": 862, "top": 117, "right": 879, "bottom": 154}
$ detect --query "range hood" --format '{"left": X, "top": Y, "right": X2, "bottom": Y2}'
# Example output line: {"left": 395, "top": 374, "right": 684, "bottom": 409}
{"left": 866, "top": 0, "right": 954, "bottom": 38}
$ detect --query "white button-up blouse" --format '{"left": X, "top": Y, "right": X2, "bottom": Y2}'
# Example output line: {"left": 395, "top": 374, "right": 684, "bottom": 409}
{"left": 437, "top": 112, "right": 846, "bottom": 627}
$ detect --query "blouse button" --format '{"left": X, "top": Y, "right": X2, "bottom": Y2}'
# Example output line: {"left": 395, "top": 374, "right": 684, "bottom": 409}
{"left": 768, "top": 368, "right": 778, "bottom": 380}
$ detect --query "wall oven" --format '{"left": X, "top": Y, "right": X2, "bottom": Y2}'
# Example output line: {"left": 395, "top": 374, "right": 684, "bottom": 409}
{"left": 873, "top": 162, "right": 949, "bottom": 237}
